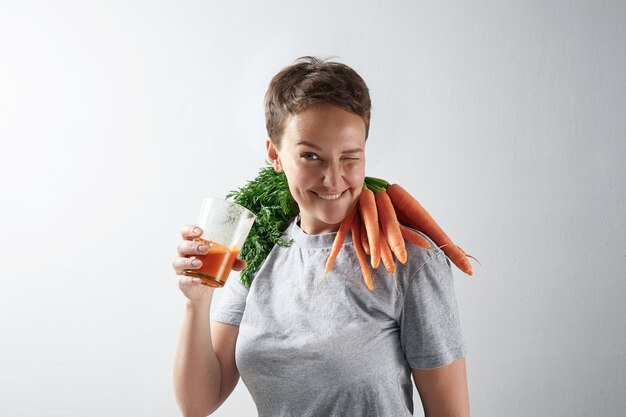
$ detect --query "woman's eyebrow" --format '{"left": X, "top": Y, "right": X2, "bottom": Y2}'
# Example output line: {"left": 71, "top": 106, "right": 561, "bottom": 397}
{"left": 295, "top": 140, "right": 322, "bottom": 150}
{"left": 341, "top": 147, "right": 364, "bottom": 154}
{"left": 296, "top": 140, "right": 363, "bottom": 154}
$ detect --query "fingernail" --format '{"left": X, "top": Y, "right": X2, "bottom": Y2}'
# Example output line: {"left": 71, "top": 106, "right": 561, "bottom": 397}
{"left": 198, "top": 245, "right": 209, "bottom": 253}
{"left": 191, "top": 259, "right": 201, "bottom": 267}
{"left": 193, "top": 227, "right": 202, "bottom": 235}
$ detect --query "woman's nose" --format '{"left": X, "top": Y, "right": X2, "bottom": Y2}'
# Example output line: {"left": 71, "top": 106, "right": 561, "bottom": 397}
{"left": 321, "top": 163, "right": 343, "bottom": 189}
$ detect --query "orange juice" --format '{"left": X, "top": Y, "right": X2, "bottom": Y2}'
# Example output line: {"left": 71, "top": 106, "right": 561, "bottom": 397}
{"left": 186, "top": 238, "right": 241, "bottom": 287}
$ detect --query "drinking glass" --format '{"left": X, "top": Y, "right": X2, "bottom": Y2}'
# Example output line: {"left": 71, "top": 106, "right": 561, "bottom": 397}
{"left": 183, "top": 197, "right": 255, "bottom": 287}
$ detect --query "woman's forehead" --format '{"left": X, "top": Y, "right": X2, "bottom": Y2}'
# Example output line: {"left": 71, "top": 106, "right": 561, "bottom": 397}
{"left": 282, "top": 107, "right": 366, "bottom": 150}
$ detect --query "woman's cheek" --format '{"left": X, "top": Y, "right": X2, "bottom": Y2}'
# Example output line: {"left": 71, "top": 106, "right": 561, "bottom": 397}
{"left": 347, "top": 163, "right": 365, "bottom": 185}
{"left": 293, "top": 165, "right": 318, "bottom": 184}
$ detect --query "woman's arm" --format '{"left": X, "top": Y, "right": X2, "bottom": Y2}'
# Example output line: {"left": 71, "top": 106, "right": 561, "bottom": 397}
{"left": 172, "top": 225, "right": 246, "bottom": 416}
{"left": 173, "top": 298, "right": 240, "bottom": 417}
{"left": 412, "top": 358, "right": 470, "bottom": 417}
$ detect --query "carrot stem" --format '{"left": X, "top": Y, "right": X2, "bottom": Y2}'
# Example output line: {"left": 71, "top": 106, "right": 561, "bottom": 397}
{"left": 364, "top": 176, "right": 390, "bottom": 192}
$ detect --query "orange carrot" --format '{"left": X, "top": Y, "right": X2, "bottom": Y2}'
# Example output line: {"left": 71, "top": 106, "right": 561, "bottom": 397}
{"left": 324, "top": 204, "right": 358, "bottom": 276}
{"left": 375, "top": 190, "right": 407, "bottom": 264}
{"left": 351, "top": 212, "right": 373, "bottom": 290}
{"left": 379, "top": 225, "right": 396, "bottom": 275}
{"left": 400, "top": 224, "right": 433, "bottom": 250}
{"left": 387, "top": 183, "right": 472, "bottom": 275}
{"left": 360, "top": 219, "right": 370, "bottom": 255}
{"left": 358, "top": 187, "right": 380, "bottom": 268}
{"left": 395, "top": 209, "right": 420, "bottom": 231}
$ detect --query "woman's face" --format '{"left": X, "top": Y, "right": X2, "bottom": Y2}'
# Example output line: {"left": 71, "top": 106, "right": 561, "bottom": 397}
{"left": 266, "top": 104, "right": 366, "bottom": 235}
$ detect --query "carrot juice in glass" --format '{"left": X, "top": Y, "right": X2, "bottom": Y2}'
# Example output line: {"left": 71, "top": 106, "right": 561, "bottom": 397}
{"left": 183, "top": 197, "right": 255, "bottom": 288}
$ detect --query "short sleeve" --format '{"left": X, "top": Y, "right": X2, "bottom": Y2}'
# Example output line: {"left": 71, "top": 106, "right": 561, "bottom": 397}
{"left": 211, "top": 273, "right": 249, "bottom": 326}
{"left": 400, "top": 251, "right": 465, "bottom": 369}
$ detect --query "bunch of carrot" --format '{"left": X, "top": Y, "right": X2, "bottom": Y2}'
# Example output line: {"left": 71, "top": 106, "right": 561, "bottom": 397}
{"left": 325, "top": 176, "right": 476, "bottom": 291}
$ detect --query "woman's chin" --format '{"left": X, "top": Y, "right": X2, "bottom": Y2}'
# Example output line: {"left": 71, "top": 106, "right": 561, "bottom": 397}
{"left": 298, "top": 210, "right": 343, "bottom": 234}
{"left": 315, "top": 209, "right": 350, "bottom": 227}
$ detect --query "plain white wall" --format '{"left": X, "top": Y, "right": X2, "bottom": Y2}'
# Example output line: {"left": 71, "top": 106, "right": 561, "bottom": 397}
{"left": 1, "top": 1, "right": 625, "bottom": 416}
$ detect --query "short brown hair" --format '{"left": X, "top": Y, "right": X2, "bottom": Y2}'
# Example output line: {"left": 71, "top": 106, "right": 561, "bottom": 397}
{"left": 264, "top": 56, "right": 371, "bottom": 148}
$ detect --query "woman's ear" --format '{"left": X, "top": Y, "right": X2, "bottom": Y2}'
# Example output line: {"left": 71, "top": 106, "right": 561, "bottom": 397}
{"left": 265, "top": 138, "right": 283, "bottom": 173}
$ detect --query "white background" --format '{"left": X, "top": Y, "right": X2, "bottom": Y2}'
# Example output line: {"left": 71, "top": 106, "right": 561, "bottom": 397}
{"left": 1, "top": 1, "right": 625, "bottom": 416}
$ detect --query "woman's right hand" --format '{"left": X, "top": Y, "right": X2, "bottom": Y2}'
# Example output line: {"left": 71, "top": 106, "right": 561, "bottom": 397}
{"left": 172, "top": 225, "right": 247, "bottom": 304}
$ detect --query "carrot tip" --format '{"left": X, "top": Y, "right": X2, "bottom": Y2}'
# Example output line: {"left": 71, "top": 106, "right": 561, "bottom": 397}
{"left": 397, "top": 251, "right": 408, "bottom": 264}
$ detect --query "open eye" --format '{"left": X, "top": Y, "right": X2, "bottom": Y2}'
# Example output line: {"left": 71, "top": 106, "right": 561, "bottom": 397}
{"left": 301, "top": 152, "right": 319, "bottom": 161}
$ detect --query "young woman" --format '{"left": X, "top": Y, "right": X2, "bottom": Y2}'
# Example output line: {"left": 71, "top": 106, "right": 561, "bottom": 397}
{"left": 172, "top": 56, "right": 470, "bottom": 417}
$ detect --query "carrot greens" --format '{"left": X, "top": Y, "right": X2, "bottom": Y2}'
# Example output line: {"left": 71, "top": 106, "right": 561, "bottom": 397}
{"left": 226, "top": 164, "right": 299, "bottom": 288}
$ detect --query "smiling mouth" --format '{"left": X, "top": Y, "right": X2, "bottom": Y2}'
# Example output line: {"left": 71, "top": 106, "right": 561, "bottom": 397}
{"left": 313, "top": 191, "right": 344, "bottom": 200}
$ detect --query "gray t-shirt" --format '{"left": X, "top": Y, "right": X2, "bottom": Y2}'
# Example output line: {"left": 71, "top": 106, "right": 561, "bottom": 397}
{"left": 212, "top": 217, "right": 465, "bottom": 417}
